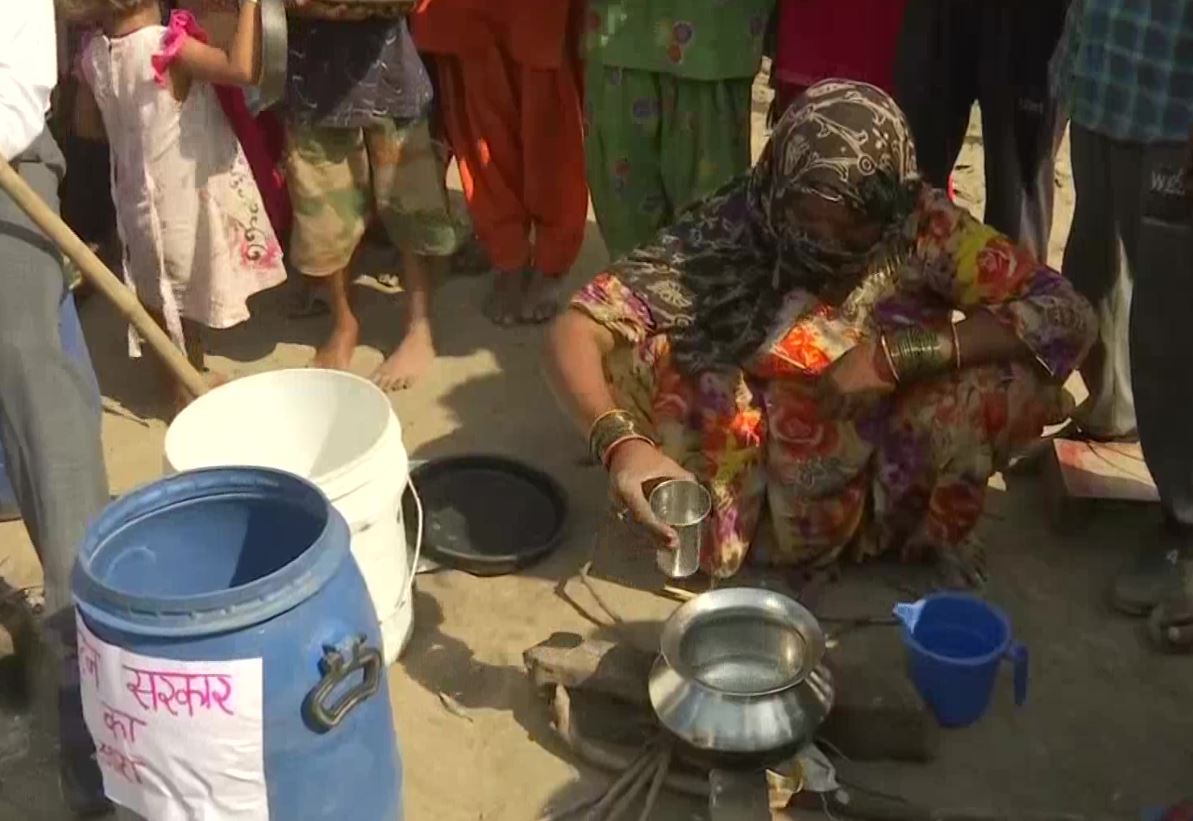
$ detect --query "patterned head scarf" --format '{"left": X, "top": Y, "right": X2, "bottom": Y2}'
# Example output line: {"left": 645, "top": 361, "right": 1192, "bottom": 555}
{"left": 611, "top": 80, "right": 922, "bottom": 375}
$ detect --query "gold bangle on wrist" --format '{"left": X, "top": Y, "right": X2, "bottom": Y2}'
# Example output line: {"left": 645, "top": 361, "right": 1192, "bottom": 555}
{"left": 588, "top": 409, "right": 652, "bottom": 467}
{"left": 588, "top": 409, "right": 627, "bottom": 445}
{"left": 601, "top": 434, "right": 654, "bottom": 469}
{"left": 879, "top": 333, "right": 901, "bottom": 384}
{"left": 885, "top": 326, "right": 951, "bottom": 381}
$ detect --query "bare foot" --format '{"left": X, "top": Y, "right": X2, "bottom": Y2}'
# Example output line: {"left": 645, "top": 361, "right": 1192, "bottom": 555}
{"left": 311, "top": 319, "right": 359, "bottom": 371}
{"left": 371, "top": 320, "right": 435, "bottom": 391}
{"left": 519, "top": 270, "right": 560, "bottom": 324}
{"left": 483, "top": 270, "right": 523, "bottom": 327}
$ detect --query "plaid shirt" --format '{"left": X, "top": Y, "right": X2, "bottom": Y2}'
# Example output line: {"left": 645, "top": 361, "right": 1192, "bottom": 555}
{"left": 1050, "top": 0, "right": 1193, "bottom": 143}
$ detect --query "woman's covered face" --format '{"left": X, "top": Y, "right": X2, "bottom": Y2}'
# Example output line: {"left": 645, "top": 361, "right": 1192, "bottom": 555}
{"left": 750, "top": 80, "right": 920, "bottom": 279}
{"left": 788, "top": 193, "right": 885, "bottom": 258}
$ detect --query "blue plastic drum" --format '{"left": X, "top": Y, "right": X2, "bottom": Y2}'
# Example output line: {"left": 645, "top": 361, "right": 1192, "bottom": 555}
{"left": 72, "top": 468, "right": 402, "bottom": 819}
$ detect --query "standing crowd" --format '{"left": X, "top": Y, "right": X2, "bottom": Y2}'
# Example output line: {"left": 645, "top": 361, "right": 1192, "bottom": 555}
{"left": 0, "top": 0, "right": 1191, "bottom": 816}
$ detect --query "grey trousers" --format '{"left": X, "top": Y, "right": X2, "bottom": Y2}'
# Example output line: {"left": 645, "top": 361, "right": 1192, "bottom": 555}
{"left": 894, "top": 0, "right": 1069, "bottom": 262}
{"left": 0, "top": 130, "right": 109, "bottom": 758}
{"left": 1064, "top": 125, "right": 1193, "bottom": 526}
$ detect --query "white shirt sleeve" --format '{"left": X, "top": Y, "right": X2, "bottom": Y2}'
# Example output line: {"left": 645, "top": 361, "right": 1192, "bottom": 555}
{"left": 0, "top": 0, "right": 58, "bottom": 161}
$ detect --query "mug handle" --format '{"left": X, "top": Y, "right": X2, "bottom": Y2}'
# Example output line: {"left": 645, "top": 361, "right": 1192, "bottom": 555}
{"left": 1006, "top": 642, "right": 1029, "bottom": 707}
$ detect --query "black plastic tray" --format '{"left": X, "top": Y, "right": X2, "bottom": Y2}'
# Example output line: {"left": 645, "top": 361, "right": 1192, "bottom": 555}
{"left": 403, "top": 455, "right": 568, "bottom": 577}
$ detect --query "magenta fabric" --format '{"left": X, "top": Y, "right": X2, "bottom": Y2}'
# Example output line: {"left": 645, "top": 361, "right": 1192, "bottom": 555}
{"left": 775, "top": 0, "right": 907, "bottom": 93}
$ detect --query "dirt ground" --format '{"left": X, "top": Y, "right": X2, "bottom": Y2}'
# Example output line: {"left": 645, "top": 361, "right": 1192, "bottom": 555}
{"left": 1, "top": 83, "right": 1191, "bottom": 820}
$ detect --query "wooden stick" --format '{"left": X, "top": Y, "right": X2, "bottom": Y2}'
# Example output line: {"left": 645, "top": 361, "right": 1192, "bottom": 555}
{"left": 605, "top": 748, "right": 661, "bottom": 821}
{"left": 636, "top": 744, "right": 671, "bottom": 821}
{"left": 549, "top": 686, "right": 707, "bottom": 799}
{"left": 538, "top": 790, "right": 604, "bottom": 821}
{"left": 660, "top": 584, "right": 697, "bottom": 602}
{"left": 583, "top": 746, "right": 655, "bottom": 821}
{"left": 0, "top": 157, "right": 209, "bottom": 399}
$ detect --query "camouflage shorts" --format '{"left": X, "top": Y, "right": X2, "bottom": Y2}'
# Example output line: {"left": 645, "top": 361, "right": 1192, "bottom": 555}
{"left": 285, "top": 117, "right": 467, "bottom": 276}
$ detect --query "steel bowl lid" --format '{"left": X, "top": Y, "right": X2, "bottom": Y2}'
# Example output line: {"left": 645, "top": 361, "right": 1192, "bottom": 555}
{"left": 658, "top": 587, "right": 825, "bottom": 698}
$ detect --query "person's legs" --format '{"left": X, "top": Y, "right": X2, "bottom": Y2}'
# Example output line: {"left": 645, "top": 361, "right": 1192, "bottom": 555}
{"left": 284, "top": 122, "right": 371, "bottom": 370}
{"left": 368, "top": 118, "right": 462, "bottom": 390}
{"left": 583, "top": 59, "right": 668, "bottom": 260}
{"left": 660, "top": 76, "right": 754, "bottom": 215}
{"left": 1111, "top": 142, "right": 1193, "bottom": 635}
{"left": 520, "top": 46, "right": 587, "bottom": 321}
{"left": 1130, "top": 145, "right": 1193, "bottom": 527}
{"left": 973, "top": 0, "right": 1064, "bottom": 261}
{"left": 0, "top": 131, "right": 110, "bottom": 814}
{"left": 433, "top": 51, "right": 534, "bottom": 325}
{"left": 892, "top": 0, "right": 978, "bottom": 188}
{"left": 144, "top": 310, "right": 214, "bottom": 418}
{"left": 1064, "top": 125, "right": 1138, "bottom": 440}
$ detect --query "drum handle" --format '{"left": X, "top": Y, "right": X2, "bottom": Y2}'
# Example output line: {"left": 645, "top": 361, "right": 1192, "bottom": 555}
{"left": 303, "top": 636, "right": 383, "bottom": 732}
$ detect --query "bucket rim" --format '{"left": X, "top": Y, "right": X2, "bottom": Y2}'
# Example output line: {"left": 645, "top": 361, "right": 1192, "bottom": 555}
{"left": 163, "top": 369, "right": 402, "bottom": 497}
{"left": 72, "top": 467, "right": 350, "bottom": 638}
{"left": 899, "top": 591, "right": 1013, "bottom": 668}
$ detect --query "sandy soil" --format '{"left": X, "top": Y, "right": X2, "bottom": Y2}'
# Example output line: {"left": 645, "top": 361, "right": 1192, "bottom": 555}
{"left": 1, "top": 82, "right": 1190, "bottom": 820}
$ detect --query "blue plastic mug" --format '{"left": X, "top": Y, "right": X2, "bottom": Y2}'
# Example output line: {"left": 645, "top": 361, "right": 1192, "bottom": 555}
{"left": 893, "top": 592, "right": 1028, "bottom": 728}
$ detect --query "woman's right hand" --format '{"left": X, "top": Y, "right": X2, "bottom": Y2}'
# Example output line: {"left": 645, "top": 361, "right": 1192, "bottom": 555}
{"left": 607, "top": 439, "right": 696, "bottom": 549}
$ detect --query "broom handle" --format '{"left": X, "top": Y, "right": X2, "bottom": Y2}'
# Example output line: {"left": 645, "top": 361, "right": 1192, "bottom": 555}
{"left": 0, "top": 156, "right": 209, "bottom": 399}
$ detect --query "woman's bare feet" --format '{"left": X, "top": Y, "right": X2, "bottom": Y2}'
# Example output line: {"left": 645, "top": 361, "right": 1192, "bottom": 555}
{"left": 484, "top": 270, "right": 523, "bottom": 326}
{"left": 485, "top": 269, "right": 561, "bottom": 326}
{"left": 520, "top": 270, "right": 560, "bottom": 324}
{"left": 371, "top": 319, "right": 435, "bottom": 391}
{"left": 311, "top": 317, "right": 359, "bottom": 371}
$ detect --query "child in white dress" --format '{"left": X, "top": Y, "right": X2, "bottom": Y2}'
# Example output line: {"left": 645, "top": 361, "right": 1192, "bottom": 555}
{"left": 71, "top": 0, "right": 286, "bottom": 413}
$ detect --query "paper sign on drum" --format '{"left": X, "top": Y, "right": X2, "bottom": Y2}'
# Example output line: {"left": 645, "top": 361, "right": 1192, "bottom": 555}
{"left": 77, "top": 616, "right": 268, "bottom": 820}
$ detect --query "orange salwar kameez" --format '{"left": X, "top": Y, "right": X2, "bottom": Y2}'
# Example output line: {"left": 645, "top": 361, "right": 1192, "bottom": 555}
{"left": 412, "top": 0, "right": 588, "bottom": 277}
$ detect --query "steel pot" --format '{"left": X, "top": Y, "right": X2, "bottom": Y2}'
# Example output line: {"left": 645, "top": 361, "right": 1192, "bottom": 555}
{"left": 649, "top": 587, "right": 834, "bottom": 756}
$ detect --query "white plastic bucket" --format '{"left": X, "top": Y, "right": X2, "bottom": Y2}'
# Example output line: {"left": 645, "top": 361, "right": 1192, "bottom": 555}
{"left": 163, "top": 369, "right": 418, "bottom": 665}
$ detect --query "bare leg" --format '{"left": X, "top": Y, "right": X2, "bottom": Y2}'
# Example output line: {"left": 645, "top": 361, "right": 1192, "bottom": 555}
{"left": 519, "top": 269, "right": 561, "bottom": 324}
{"left": 308, "top": 267, "right": 360, "bottom": 372}
{"left": 183, "top": 320, "right": 227, "bottom": 384}
{"left": 371, "top": 251, "right": 438, "bottom": 391}
{"left": 143, "top": 314, "right": 222, "bottom": 418}
{"left": 483, "top": 268, "right": 524, "bottom": 327}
